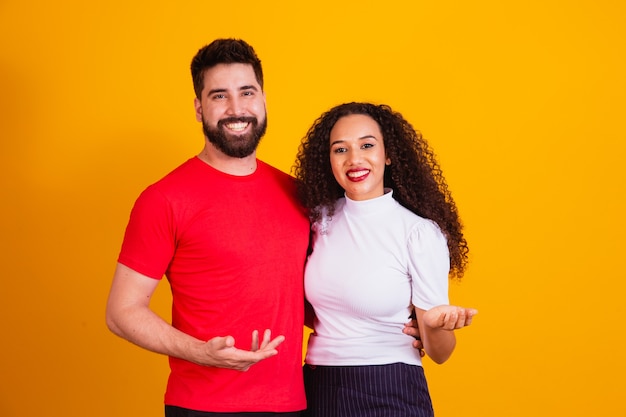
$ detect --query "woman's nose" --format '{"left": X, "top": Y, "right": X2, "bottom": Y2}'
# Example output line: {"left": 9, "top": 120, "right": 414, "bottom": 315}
{"left": 346, "top": 148, "right": 362, "bottom": 165}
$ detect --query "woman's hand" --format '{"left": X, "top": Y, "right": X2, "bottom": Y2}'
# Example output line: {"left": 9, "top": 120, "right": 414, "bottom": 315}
{"left": 423, "top": 305, "right": 478, "bottom": 331}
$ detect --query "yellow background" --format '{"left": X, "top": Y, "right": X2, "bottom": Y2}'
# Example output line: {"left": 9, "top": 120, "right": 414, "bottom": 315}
{"left": 1, "top": 1, "right": 624, "bottom": 416}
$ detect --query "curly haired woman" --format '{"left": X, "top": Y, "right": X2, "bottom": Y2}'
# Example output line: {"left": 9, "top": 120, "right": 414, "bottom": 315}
{"left": 293, "top": 102, "right": 477, "bottom": 417}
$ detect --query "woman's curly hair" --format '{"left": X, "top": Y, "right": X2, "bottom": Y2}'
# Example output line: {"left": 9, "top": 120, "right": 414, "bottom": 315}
{"left": 293, "top": 102, "right": 469, "bottom": 278}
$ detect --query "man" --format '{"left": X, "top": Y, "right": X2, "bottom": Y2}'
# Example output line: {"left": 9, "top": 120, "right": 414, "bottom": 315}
{"left": 106, "top": 38, "right": 422, "bottom": 417}
{"left": 106, "top": 39, "right": 310, "bottom": 416}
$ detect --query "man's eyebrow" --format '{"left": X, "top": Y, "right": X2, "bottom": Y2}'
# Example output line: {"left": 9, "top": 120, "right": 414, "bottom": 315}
{"left": 207, "top": 85, "right": 259, "bottom": 96}
{"left": 207, "top": 88, "right": 227, "bottom": 96}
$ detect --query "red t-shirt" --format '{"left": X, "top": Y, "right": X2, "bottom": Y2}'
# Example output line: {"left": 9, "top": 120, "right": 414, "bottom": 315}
{"left": 118, "top": 157, "right": 310, "bottom": 412}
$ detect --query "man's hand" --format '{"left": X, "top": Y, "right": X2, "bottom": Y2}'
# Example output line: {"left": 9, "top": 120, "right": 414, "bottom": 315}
{"left": 198, "top": 329, "right": 285, "bottom": 371}
{"left": 403, "top": 316, "right": 425, "bottom": 357}
{"left": 423, "top": 306, "right": 478, "bottom": 331}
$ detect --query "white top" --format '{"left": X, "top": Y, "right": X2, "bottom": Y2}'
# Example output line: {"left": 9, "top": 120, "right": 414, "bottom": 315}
{"left": 304, "top": 189, "right": 450, "bottom": 366}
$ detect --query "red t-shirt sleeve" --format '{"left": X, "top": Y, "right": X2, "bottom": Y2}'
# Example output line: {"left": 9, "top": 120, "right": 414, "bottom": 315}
{"left": 117, "top": 185, "right": 176, "bottom": 279}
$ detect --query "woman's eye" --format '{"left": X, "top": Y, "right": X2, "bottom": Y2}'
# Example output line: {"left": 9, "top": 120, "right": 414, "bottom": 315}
{"left": 362, "top": 143, "right": 374, "bottom": 149}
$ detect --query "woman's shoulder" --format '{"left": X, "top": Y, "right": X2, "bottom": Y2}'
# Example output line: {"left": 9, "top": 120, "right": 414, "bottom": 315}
{"left": 392, "top": 203, "right": 445, "bottom": 239}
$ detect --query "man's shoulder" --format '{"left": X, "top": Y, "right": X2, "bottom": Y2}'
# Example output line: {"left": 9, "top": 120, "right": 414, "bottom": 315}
{"left": 256, "top": 160, "right": 297, "bottom": 183}
{"left": 147, "top": 157, "right": 202, "bottom": 185}
{"left": 257, "top": 159, "right": 289, "bottom": 175}
{"left": 136, "top": 157, "right": 201, "bottom": 198}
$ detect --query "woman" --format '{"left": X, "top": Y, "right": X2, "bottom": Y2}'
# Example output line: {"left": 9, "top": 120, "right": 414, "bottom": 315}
{"left": 294, "top": 102, "right": 477, "bottom": 417}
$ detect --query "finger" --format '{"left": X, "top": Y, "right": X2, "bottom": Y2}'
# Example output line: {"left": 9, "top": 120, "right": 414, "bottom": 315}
{"left": 459, "top": 307, "right": 471, "bottom": 327}
{"left": 434, "top": 309, "right": 447, "bottom": 329}
{"left": 262, "top": 334, "right": 285, "bottom": 351}
{"left": 412, "top": 339, "right": 424, "bottom": 350}
{"left": 403, "top": 326, "right": 420, "bottom": 338}
{"left": 259, "top": 329, "right": 272, "bottom": 349}
{"left": 463, "top": 308, "right": 478, "bottom": 326}
{"left": 449, "top": 309, "right": 463, "bottom": 330}
{"left": 241, "top": 336, "right": 285, "bottom": 366}
{"left": 404, "top": 318, "right": 417, "bottom": 326}
{"left": 449, "top": 307, "right": 462, "bottom": 328}
{"left": 250, "top": 330, "right": 259, "bottom": 351}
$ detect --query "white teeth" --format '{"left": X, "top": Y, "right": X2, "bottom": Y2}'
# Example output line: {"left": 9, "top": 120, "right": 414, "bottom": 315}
{"left": 347, "top": 170, "right": 368, "bottom": 178}
{"left": 226, "top": 122, "right": 248, "bottom": 131}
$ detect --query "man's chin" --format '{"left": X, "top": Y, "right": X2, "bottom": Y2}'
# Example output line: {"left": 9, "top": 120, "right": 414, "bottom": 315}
{"left": 225, "top": 149, "right": 256, "bottom": 158}
{"left": 215, "top": 141, "right": 258, "bottom": 158}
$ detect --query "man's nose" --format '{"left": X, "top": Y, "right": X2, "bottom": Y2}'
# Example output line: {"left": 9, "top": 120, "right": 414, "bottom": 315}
{"left": 225, "top": 96, "right": 244, "bottom": 116}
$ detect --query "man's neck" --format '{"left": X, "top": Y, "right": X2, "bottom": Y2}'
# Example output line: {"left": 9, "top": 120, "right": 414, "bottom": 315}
{"left": 197, "top": 143, "right": 257, "bottom": 176}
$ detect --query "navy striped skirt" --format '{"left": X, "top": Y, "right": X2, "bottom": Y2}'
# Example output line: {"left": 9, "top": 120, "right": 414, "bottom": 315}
{"left": 303, "top": 363, "right": 433, "bottom": 417}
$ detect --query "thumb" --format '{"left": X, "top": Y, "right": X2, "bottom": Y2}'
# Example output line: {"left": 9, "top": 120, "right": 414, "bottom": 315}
{"left": 223, "top": 335, "right": 235, "bottom": 348}
{"left": 210, "top": 335, "right": 235, "bottom": 350}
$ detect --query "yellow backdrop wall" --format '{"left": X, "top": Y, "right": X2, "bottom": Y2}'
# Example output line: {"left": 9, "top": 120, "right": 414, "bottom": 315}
{"left": 1, "top": 1, "right": 624, "bottom": 416}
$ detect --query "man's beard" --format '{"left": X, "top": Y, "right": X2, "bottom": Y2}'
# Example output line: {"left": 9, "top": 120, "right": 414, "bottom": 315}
{"left": 202, "top": 114, "right": 268, "bottom": 158}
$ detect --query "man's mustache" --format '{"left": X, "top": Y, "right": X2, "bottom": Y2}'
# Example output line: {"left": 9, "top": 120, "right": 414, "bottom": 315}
{"left": 218, "top": 117, "right": 257, "bottom": 127}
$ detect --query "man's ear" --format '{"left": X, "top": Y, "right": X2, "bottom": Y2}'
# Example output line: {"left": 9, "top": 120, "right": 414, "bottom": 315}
{"left": 194, "top": 98, "right": 202, "bottom": 122}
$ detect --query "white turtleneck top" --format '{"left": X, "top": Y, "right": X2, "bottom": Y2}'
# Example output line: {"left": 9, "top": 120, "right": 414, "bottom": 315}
{"left": 304, "top": 189, "right": 450, "bottom": 366}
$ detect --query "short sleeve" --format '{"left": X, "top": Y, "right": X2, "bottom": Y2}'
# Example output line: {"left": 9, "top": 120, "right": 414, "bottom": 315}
{"left": 117, "top": 185, "right": 176, "bottom": 279}
{"left": 408, "top": 219, "right": 450, "bottom": 310}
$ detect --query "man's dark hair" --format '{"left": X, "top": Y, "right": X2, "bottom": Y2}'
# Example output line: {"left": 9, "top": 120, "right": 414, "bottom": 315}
{"left": 190, "top": 38, "right": 263, "bottom": 99}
